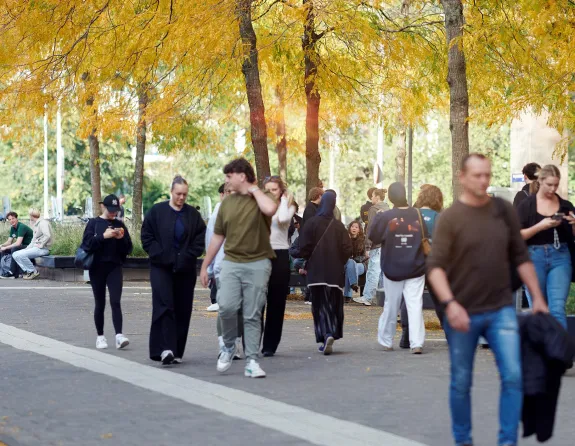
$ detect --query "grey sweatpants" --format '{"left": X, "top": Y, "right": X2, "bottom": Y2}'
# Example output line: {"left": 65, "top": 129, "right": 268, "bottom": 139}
{"left": 215, "top": 277, "right": 243, "bottom": 338}
{"left": 218, "top": 259, "right": 272, "bottom": 361}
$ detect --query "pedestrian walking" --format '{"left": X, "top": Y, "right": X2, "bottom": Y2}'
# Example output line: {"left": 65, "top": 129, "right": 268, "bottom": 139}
{"left": 297, "top": 190, "right": 352, "bottom": 355}
{"left": 343, "top": 221, "right": 367, "bottom": 303}
{"left": 399, "top": 184, "right": 445, "bottom": 348}
{"left": 369, "top": 182, "right": 426, "bottom": 354}
{"left": 427, "top": 153, "right": 548, "bottom": 446}
{"left": 359, "top": 188, "right": 389, "bottom": 305}
{"left": 206, "top": 184, "right": 226, "bottom": 313}
{"left": 517, "top": 164, "right": 575, "bottom": 329}
{"left": 261, "top": 176, "right": 296, "bottom": 357}
{"left": 360, "top": 187, "right": 376, "bottom": 225}
{"left": 200, "top": 158, "right": 278, "bottom": 378}
{"left": 80, "top": 194, "right": 133, "bottom": 350}
{"left": 141, "top": 175, "right": 206, "bottom": 365}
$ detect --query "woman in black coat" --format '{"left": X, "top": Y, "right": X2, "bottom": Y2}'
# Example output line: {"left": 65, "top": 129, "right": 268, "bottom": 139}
{"left": 141, "top": 176, "right": 206, "bottom": 365}
{"left": 297, "top": 190, "right": 352, "bottom": 355}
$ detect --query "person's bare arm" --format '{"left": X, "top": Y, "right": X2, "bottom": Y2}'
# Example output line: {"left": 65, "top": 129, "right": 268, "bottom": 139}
{"left": 200, "top": 234, "right": 225, "bottom": 287}
{"left": 1, "top": 236, "right": 23, "bottom": 251}
{"left": 520, "top": 218, "right": 559, "bottom": 240}
{"left": 427, "top": 267, "right": 470, "bottom": 332}
{"left": 517, "top": 262, "right": 549, "bottom": 313}
{"left": 250, "top": 187, "right": 278, "bottom": 217}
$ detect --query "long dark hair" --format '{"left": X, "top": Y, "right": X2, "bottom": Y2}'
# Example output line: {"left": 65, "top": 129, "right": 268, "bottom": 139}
{"left": 348, "top": 220, "right": 365, "bottom": 242}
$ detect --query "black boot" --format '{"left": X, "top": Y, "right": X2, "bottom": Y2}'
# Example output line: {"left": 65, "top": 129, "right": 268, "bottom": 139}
{"left": 399, "top": 325, "right": 410, "bottom": 349}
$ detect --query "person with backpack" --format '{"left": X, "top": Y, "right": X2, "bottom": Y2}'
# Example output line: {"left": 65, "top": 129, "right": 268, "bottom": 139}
{"left": 80, "top": 194, "right": 133, "bottom": 350}
{"left": 297, "top": 190, "right": 352, "bottom": 355}
{"left": 368, "top": 182, "right": 427, "bottom": 354}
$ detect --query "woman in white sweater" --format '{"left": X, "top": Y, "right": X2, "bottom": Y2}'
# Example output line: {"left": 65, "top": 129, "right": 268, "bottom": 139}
{"left": 261, "top": 176, "right": 296, "bottom": 357}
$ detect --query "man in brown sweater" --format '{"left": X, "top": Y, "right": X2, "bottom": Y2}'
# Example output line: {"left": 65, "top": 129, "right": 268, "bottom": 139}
{"left": 427, "top": 153, "right": 548, "bottom": 446}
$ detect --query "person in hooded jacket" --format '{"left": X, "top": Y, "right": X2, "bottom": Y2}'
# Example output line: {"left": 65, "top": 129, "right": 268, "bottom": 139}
{"left": 368, "top": 182, "right": 427, "bottom": 354}
{"left": 297, "top": 191, "right": 352, "bottom": 355}
{"left": 141, "top": 175, "right": 206, "bottom": 366}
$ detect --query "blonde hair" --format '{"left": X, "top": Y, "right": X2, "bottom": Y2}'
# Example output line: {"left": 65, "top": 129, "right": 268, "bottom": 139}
{"left": 538, "top": 164, "right": 560, "bottom": 182}
{"left": 29, "top": 208, "right": 41, "bottom": 218}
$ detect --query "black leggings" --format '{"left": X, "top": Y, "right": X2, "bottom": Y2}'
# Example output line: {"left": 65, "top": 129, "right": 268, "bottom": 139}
{"left": 89, "top": 263, "right": 123, "bottom": 336}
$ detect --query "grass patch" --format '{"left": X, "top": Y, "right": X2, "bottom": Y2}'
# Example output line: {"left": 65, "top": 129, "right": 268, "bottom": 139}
{"left": 0, "top": 221, "right": 146, "bottom": 258}
{"left": 567, "top": 284, "right": 575, "bottom": 315}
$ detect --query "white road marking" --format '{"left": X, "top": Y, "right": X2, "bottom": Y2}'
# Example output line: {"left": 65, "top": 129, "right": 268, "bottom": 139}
{"left": 0, "top": 286, "right": 151, "bottom": 290}
{"left": 0, "top": 323, "right": 426, "bottom": 446}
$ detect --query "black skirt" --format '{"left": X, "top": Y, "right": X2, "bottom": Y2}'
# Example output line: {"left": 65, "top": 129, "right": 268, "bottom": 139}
{"left": 310, "top": 285, "right": 344, "bottom": 343}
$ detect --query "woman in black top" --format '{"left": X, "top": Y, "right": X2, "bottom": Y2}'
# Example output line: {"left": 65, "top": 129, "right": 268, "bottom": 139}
{"left": 141, "top": 176, "right": 206, "bottom": 365}
{"left": 517, "top": 165, "right": 575, "bottom": 329}
{"left": 343, "top": 221, "right": 367, "bottom": 303}
{"left": 298, "top": 191, "right": 352, "bottom": 355}
{"left": 81, "top": 194, "right": 133, "bottom": 350}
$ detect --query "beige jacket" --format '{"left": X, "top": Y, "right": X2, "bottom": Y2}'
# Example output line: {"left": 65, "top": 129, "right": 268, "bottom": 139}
{"left": 29, "top": 219, "right": 53, "bottom": 250}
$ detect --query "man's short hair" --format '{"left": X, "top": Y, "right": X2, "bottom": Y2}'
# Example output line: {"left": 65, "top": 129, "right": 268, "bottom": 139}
{"left": 218, "top": 183, "right": 225, "bottom": 194}
{"left": 308, "top": 187, "right": 324, "bottom": 202}
{"left": 29, "top": 208, "right": 41, "bottom": 218}
{"left": 6, "top": 211, "right": 17, "bottom": 219}
{"left": 223, "top": 158, "right": 256, "bottom": 184}
{"left": 372, "top": 188, "right": 387, "bottom": 200}
{"left": 367, "top": 187, "right": 376, "bottom": 199}
{"left": 522, "top": 162, "right": 541, "bottom": 181}
{"left": 461, "top": 153, "right": 489, "bottom": 172}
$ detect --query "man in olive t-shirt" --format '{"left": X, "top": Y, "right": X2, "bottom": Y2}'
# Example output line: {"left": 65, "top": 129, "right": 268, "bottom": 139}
{"left": 427, "top": 154, "right": 548, "bottom": 446}
{"left": 200, "top": 158, "right": 278, "bottom": 379}
{"left": 0, "top": 211, "right": 33, "bottom": 278}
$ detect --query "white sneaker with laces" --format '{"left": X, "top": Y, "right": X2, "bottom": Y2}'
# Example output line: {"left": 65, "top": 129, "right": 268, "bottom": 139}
{"left": 234, "top": 337, "right": 243, "bottom": 360}
{"left": 244, "top": 359, "right": 266, "bottom": 378}
{"left": 353, "top": 296, "right": 367, "bottom": 305}
{"left": 96, "top": 336, "right": 108, "bottom": 349}
{"left": 115, "top": 334, "right": 130, "bottom": 349}
{"left": 217, "top": 345, "right": 236, "bottom": 373}
{"left": 207, "top": 303, "right": 219, "bottom": 312}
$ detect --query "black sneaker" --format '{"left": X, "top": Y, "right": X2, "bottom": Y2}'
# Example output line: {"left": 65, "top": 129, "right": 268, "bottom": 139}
{"left": 0, "top": 273, "right": 14, "bottom": 279}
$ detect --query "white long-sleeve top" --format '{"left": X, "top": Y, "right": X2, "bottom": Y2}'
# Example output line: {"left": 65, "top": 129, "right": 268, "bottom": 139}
{"left": 205, "top": 202, "right": 225, "bottom": 277}
{"left": 270, "top": 196, "right": 296, "bottom": 250}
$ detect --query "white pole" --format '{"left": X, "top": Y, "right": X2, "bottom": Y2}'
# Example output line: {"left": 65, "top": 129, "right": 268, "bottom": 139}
{"left": 43, "top": 106, "right": 49, "bottom": 219}
{"left": 376, "top": 118, "right": 384, "bottom": 188}
{"left": 56, "top": 102, "right": 64, "bottom": 221}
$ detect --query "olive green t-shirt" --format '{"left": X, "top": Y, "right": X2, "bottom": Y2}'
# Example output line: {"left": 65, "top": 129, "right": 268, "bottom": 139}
{"left": 10, "top": 222, "right": 33, "bottom": 246}
{"left": 214, "top": 193, "right": 276, "bottom": 263}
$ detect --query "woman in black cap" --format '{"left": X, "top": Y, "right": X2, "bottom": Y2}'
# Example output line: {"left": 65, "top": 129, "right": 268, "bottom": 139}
{"left": 141, "top": 175, "right": 206, "bottom": 365}
{"left": 80, "top": 194, "right": 133, "bottom": 350}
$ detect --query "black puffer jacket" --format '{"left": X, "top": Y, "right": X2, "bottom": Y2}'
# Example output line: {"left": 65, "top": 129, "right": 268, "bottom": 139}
{"left": 520, "top": 313, "right": 575, "bottom": 442}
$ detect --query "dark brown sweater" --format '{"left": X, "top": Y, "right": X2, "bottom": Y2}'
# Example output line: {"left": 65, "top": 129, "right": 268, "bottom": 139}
{"left": 426, "top": 199, "right": 530, "bottom": 314}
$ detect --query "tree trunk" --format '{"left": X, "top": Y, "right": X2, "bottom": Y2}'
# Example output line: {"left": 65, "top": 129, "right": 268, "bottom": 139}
{"left": 132, "top": 86, "right": 148, "bottom": 228}
{"left": 275, "top": 86, "right": 287, "bottom": 181}
{"left": 395, "top": 126, "right": 406, "bottom": 184}
{"left": 88, "top": 130, "right": 101, "bottom": 217}
{"left": 407, "top": 125, "right": 414, "bottom": 205}
{"left": 236, "top": 0, "right": 271, "bottom": 183}
{"left": 442, "top": 0, "right": 470, "bottom": 199}
{"left": 303, "top": 0, "right": 321, "bottom": 197}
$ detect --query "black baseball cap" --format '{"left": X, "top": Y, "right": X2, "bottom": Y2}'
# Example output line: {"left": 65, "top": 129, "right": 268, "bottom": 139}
{"left": 100, "top": 194, "right": 121, "bottom": 212}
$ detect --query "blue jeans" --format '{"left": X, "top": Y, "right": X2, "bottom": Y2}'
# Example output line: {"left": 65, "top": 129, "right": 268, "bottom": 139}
{"left": 363, "top": 248, "right": 382, "bottom": 302}
{"left": 444, "top": 305, "right": 522, "bottom": 446}
{"left": 344, "top": 259, "right": 365, "bottom": 298}
{"left": 525, "top": 243, "right": 571, "bottom": 329}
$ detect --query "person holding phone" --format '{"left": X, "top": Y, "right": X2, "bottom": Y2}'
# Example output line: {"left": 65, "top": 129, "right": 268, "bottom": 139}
{"left": 80, "top": 194, "right": 133, "bottom": 350}
{"left": 517, "top": 164, "right": 575, "bottom": 329}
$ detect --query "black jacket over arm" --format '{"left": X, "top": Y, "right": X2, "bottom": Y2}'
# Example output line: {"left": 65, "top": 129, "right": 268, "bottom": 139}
{"left": 141, "top": 201, "right": 206, "bottom": 273}
{"left": 298, "top": 216, "right": 352, "bottom": 288}
{"left": 520, "top": 313, "right": 575, "bottom": 443}
{"left": 81, "top": 217, "right": 133, "bottom": 266}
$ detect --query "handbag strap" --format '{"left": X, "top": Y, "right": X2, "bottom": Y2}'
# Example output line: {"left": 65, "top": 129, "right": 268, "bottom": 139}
{"left": 309, "top": 219, "right": 334, "bottom": 262}
{"left": 415, "top": 208, "right": 427, "bottom": 239}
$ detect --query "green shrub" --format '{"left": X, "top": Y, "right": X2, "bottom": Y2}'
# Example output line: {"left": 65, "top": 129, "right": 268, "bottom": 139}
{"left": 567, "top": 284, "right": 575, "bottom": 316}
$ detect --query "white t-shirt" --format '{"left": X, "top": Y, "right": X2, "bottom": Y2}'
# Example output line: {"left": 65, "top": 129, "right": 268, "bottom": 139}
{"left": 270, "top": 197, "right": 296, "bottom": 250}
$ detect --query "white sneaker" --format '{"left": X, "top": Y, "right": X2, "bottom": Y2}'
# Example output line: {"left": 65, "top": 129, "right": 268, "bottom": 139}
{"left": 161, "top": 350, "right": 174, "bottom": 365}
{"left": 234, "top": 337, "right": 243, "bottom": 360}
{"left": 115, "top": 334, "right": 130, "bottom": 349}
{"left": 244, "top": 359, "right": 266, "bottom": 378}
{"left": 173, "top": 358, "right": 182, "bottom": 364}
{"left": 96, "top": 336, "right": 108, "bottom": 349}
{"left": 304, "top": 301, "right": 312, "bottom": 305}
{"left": 353, "top": 296, "right": 366, "bottom": 304}
{"left": 217, "top": 346, "right": 236, "bottom": 373}
{"left": 207, "top": 303, "right": 219, "bottom": 312}
{"left": 362, "top": 298, "right": 372, "bottom": 306}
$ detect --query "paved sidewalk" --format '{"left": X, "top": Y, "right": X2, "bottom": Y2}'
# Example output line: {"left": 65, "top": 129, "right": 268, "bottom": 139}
{"left": 1, "top": 280, "right": 575, "bottom": 445}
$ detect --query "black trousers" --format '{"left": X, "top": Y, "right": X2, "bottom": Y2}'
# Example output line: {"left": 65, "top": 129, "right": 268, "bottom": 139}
{"left": 149, "top": 265, "right": 196, "bottom": 361}
{"left": 89, "top": 262, "right": 124, "bottom": 336}
{"left": 209, "top": 279, "right": 218, "bottom": 304}
{"left": 262, "top": 250, "right": 290, "bottom": 354}
{"left": 310, "top": 285, "right": 344, "bottom": 343}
